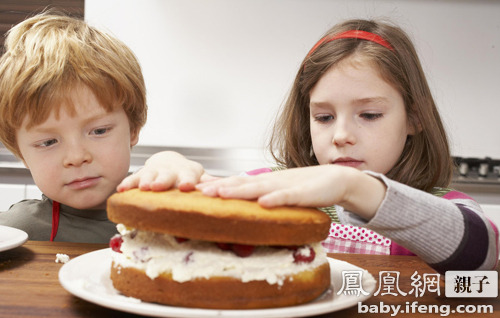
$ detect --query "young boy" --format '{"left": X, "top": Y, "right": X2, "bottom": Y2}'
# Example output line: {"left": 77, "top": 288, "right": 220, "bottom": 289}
{"left": 0, "top": 13, "right": 147, "bottom": 243}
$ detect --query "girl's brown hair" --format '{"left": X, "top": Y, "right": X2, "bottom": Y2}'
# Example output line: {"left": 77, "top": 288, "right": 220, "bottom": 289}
{"left": 269, "top": 19, "right": 454, "bottom": 191}
{"left": 0, "top": 12, "right": 147, "bottom": 159}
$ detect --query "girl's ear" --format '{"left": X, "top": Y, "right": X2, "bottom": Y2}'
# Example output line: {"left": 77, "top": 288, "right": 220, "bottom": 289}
{"left": 407, "top": 109, "right": 422, "bottom": 136}
{"left": 408, "top": 121, "right": 422, "bottom": 136}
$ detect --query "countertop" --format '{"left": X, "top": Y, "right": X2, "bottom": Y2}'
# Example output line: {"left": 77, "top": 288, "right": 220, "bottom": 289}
{"left": 2, "top": 241, "right": 498, "bottom": 317}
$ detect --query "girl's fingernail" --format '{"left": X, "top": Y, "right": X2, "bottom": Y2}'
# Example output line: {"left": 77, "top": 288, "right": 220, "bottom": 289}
{"left": 201, "top": 186, "right": 215, "bottom": 196}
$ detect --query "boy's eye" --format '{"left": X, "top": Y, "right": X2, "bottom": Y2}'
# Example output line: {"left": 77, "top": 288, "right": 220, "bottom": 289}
{"left": 314, "top": 115, "right": 334, "bottom": 123}
{"left": 36, "top": 139, "right": 58, "bottom": 148}
{"left": 361, "top": 113, "right": 383, "bottom": 120}
{"left": 91, "top": 127, "right": 111, "bottom": 135}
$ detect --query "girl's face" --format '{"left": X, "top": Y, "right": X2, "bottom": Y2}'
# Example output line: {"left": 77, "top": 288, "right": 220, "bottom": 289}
{"left": 309, "top": 57, "right": 414, "bottom": 174}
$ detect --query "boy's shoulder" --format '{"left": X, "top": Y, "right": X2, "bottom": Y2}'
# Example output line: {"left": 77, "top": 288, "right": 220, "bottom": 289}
{"left": 0, "top": 197, "right": 52, "bottom": 230}
{"left": 2, "top": 196, "right": 51, "bottom": 214}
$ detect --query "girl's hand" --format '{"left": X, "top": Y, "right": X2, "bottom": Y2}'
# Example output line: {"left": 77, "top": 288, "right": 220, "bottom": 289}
{"left": 196, "top": 165, "right": 386, "bottom": 220}
{"left": 117, "top": 151, "right": 212, "bottom": 192}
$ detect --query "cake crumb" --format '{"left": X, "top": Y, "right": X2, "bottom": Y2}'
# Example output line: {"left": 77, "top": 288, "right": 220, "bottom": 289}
{"left": 55, "top": 253, "right": 70, "bottom": 264}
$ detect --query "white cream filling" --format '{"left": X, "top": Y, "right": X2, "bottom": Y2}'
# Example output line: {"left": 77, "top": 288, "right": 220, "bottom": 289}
{"left": 111, "top": 224, "right": 328, "bottom": 286}
{"left": 55, "top": 253, "right": 70, "bottom": 264}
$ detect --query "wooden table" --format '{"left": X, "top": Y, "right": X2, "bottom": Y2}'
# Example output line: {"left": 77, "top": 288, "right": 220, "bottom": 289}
{"left": 0, "top": 241, "right": 498, "bottom": 317}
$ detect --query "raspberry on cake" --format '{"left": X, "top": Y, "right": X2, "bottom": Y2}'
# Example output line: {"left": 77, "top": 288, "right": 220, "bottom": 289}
{"left": 107, "top": 188, "right": 332, "bottom": 309}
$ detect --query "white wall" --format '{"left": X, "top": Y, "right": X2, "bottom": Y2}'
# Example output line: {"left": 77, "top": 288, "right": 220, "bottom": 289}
{"left": 0, "top": 184, "right": 42, "bottom": 211}
{"left": 85, "top": 0, "right": 500, "bottom": 158}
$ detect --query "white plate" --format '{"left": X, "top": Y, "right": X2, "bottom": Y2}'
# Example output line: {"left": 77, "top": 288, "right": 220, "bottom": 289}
{"left": 0, "top": 225, "right": 28, "bottom": 252}
{"left": 59, "top": 249, "right": 376, "bottom": 318}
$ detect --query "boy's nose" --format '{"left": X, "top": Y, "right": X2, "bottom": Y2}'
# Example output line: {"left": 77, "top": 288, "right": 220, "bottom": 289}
{"left": 331, "top": 119, "right": 356, "bottom": 146}
{"left": 63, "top": 142, "right": 92, "bottom": 167}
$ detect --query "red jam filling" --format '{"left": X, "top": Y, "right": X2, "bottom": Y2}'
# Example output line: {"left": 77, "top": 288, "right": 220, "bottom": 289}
{"left": 109, "top": 234, "right": 123, "bottom": 253}
{"left": 114, "top": 233, "right": 316, "bottom": 263}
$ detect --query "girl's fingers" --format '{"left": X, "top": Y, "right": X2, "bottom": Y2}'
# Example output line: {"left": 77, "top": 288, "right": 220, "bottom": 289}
{"left": 199, "top": 173, "right": 219, "bottom": 183}
{"left": 117, "top": 171, "right": 151, "bottom": 192}
{"left": 258, "top": 189, "right": 299, "bottom": 208}
{"left": 177, "top": 166, "right": 208, "bottom": 191}
{"left": 217, "top": 182, "right": 266, "bottom": 200}
{"left": 117, "top": 174, "right": 139, "bottom": 192}
{"left": 197, "top": 175, "right": 287, "bottom": 200}
{"left": 198, "top": 185, "right": 218, "bottom": 197}
{"left": 177, "top": 172, "right": 199, "bottom": 192}
{"left": 196, "top": 176, "right": 243, "bottom": 192}
{"left": 136, "top": 170, "right": 159, "bottom": 191}
{"left": 119, "top": 160, "right": 207, "bottom": 192}
{"left": 148, "top": 172, "right": 177, "bottom": 191}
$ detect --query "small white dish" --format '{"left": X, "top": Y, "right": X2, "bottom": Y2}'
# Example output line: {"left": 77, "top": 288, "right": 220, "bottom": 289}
{"left": 0, "top": 225, "right": 28, "bottom": 252}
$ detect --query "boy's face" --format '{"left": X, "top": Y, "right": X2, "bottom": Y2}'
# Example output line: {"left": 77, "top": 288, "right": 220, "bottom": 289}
{"left": 16, "top": 85, "right": 138, "bottom": 210}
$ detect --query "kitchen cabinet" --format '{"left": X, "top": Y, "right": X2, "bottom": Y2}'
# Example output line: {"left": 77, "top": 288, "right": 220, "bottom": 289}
{"left": 0, "top": 0, "right": 84, "bottom": 55}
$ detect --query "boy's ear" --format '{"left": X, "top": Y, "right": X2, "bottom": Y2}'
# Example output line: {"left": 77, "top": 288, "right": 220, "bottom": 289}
{"left": 130, "top": 129, "right": 139, "bottom": 147}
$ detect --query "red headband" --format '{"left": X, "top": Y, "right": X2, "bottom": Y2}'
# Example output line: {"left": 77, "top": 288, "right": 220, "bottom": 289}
{"left": 306, "top": 30, "right": 394, "bottom": 58}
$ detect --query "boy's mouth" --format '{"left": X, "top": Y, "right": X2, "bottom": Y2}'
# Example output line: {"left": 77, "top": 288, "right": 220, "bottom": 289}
{"left": 66, "top": 177, "right": 101, "bottom": 190}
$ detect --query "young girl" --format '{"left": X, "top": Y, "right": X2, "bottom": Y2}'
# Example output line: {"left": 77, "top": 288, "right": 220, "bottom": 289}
{"left": 120, "top": 19, "right": 498, "bottom": 273}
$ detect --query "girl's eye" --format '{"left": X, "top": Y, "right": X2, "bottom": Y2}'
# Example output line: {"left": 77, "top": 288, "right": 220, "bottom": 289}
{"left": 91, "top": 127, "right": 112, "bottom": 136}
{"left": 361, "top": 113, "right": 383, "bottom": 120}
{"left": 36, "top": 139, "right": 58, "bottom": 148}
{"left": 314, "top": 115, "right": 334, "bottom": 123}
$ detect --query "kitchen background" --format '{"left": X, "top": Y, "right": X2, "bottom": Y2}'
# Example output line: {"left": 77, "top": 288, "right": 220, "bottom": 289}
{"left": 1, "top": 0, "right": 499, "bottom": 225}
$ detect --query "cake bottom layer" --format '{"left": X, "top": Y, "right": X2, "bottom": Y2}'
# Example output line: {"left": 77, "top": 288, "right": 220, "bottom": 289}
{"left": 110, "top": 261, "right": 331, "bottom": 309}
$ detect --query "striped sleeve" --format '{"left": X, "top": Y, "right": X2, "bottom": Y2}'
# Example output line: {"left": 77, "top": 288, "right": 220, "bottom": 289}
{"left": 431, "top": 191, "right": 499, "bottom": 272}
{"left": 343, "top": 172, "right": 499, "bottom": 274}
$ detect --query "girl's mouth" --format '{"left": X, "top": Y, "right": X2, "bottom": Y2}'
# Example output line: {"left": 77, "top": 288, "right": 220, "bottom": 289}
{"left": 332, "top": 158, "right": 363, "bottom": 168}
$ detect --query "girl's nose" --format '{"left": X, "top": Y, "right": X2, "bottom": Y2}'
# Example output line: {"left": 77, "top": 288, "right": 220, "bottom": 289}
{"left": 63, "top": 141, "right": 92, "bottom": 167}
{"left": 332, "top": 119, "right": 356, "bottom": 146}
